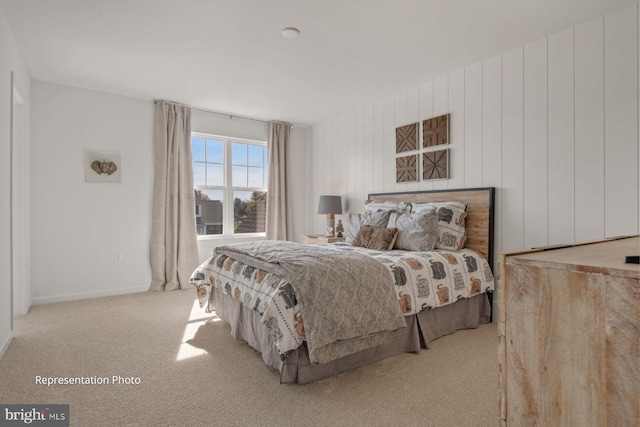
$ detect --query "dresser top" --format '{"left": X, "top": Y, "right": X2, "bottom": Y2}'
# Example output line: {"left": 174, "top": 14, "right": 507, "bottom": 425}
{"left": 504, "top": 236, "right": 640, "bottom": 279}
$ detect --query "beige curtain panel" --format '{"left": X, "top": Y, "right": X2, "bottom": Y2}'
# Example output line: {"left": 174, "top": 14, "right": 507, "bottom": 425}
{"left": 266, "top": 122, "right": 292, "bottom": 241}
{"left": 149, "top": 101, "right": 199, "bottom": 291}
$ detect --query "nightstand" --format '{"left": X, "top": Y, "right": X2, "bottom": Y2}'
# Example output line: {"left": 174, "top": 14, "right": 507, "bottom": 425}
{"left": 300, "top": 235, "right": 345, "bottom": 244}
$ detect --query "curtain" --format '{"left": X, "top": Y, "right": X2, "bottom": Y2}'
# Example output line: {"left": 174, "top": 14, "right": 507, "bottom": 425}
{"left": 266, "top": 122, "right": 291, "bottom": 240}
{"left": 149, "top": 101, "right": 199, "bottom": 291}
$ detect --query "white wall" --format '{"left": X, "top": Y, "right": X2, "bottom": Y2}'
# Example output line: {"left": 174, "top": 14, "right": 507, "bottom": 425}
{"left": 0, "top": 6, "right": 31, "bottom": 359}
{"left": 310, "top": 3, "right": 640, "bottom": 318}
{"left": 31, "top": 81, "right": 154, "bottom": 304}
{"left": 12, "top": 83, "right": 31, "bottom": 317}
{"left": 29, "top": 85, "right": 309, "bottom": 303}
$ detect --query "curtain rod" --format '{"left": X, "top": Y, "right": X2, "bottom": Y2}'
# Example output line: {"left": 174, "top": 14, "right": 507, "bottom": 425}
{"left": 154, "top": 99, "right": 299, "bottom": 128}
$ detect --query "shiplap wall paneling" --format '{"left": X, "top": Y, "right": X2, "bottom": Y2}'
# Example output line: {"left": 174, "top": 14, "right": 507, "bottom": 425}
{"left": 501, "top": 47, "right": 525, "bottom": 253}
{"left": 604, "top": 4, "right": 639, "bottom": 237}
{"left": 330, "top": 117, "right": 340, "bottom": 197}
{"left": 574, "top": 17, "right": 605, "bottom": 242}
{"left": 355, "top": 107, "right": 366, "bottom": 209}
{"left": 306, "top": 129, "right": 314, "bottom": 236}
{"left": 320, "top": 123, "right": 330, "bottom": 231}
{"left": 449, "top": 69, "right": 466, "bottom": 190}
{"left": 373, "top": 100, "right": 384, "bottom": 192}
{"left": 310, "top": 3, "right": 640, "bottom": 242}
{"left": 383, "top": 95, "right": 396, "bottom": 193}
{"left": 547, "top": 28, "right": 575, "bottom": 246}
{"left": 309, "top": 127, "right": 317, "bottom": 236}
{"left": 328, "top": 118, "right": 340, "bottom": 226}
{"left": 338, "top": 114, "right": 348, "bottom": 210}
{"left": 523, "top": 38, "right": 548, "bottom": 250}
{"left": 406, "top": 86, "right": 421, "bottom": 192}
{"left": 319, "top": 124, "right": 327, "bottom": 231}
{"left": 482, "top": 55, "right": 503, "bottom": 261}
{"left": 464, "top": 62, "right": 483, "bottom": 188}
{"left": 324, "top": 118, "right": 335, "bottom": 225}
{"left": 394, "top": 92, "right": 408, "bottom": 192}
{"left": 312, "top": 125, "right": 322, "bottom": 232}
{"left": 347, "top": 111, "right": 356, "bottom": 211}
{"left": 407, "top": 86, "right": 420, "bottom": 126}
{"left": 318, "top": 122, "right": 325, "bottom": 194}
{"left": 432, "top": 75, "right": 449, "bottom": 190}
{"left": 364, "top": 104, "right": 375, "bottom": 201}
{"left": 419, "top": 81, "right": 435, "bottom": 191}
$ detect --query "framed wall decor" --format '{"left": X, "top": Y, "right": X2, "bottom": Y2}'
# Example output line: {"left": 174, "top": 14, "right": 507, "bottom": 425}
{"left": 396, "top": 154, "right": 418, "bottom": 183}
{"left": 423, "top": 149, "right": 449, "bottom": 180}
{"left": 422, "top": 114, "right": 449, "bottom": 148}
{"left": 395, "top": 122, "right": 418, "bottom": 153}
{"left": 84, "top": 150, "right": 122, "bottom": 183}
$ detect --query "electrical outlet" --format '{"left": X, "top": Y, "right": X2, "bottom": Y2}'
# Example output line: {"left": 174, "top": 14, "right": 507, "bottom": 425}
{"left": 113, "top": 252, "right": 123, "bottom": 263}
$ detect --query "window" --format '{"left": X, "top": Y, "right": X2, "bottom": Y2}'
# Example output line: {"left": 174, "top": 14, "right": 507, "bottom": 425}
{"left": 192, "top": 133, "right": 268, "bottom": 237}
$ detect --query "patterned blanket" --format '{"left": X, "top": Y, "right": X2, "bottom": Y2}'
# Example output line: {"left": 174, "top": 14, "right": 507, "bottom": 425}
{"left": 191, "top": 242, "right": 495, "bottom": 363}
{"left": 212, "top": 241, "right": 407, "bottom": 364}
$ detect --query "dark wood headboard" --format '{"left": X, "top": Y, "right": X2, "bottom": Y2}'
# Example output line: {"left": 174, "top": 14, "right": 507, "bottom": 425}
{"left": 368, "top": 187, "right": 495, "bottom": 269}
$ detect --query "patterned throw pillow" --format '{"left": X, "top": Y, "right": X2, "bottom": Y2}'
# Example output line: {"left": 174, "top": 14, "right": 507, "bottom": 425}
{"left": 411, "top": 202, "right": 467, "bottom": 250}
{"left": 345, "top": 210, "right": 393, "bottom": 244}
{"left": 352, "top": 225, "right": 399, "bottom": 250}
{"left": 364, "top": 200, "right": 411, "bottom": 215}
{"left": 387, "top": 208, "right": 438, "bottom": 251}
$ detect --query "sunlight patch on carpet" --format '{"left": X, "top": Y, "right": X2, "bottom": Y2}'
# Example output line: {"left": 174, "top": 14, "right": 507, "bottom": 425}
{"left": 176, "top": 299, "right": 222, "bottom": 361}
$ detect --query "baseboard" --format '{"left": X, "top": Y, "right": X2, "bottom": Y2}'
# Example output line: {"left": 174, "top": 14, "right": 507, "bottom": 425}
{"left": 0, "top": 331, "right": 13, "bottom": 362}
{"left": 32, "top": 286, "right": 150, "bottom": 305}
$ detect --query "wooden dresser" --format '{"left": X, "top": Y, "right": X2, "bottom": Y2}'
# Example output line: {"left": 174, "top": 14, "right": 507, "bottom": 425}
{"left": 498, "top": 236, "right": 639, "bottom": 426}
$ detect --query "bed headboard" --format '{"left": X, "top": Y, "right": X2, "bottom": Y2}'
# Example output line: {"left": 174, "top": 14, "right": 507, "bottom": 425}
{"left": 368, "top": 187, "right": 495, "bottom": 269}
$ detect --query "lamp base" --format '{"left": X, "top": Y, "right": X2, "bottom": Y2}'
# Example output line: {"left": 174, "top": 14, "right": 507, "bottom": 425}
{"left": 325, "top": 214, "right": 335, "bottom": 237}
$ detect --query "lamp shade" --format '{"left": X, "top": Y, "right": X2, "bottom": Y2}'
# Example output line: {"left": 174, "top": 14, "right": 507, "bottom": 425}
{"left": 317, "top": 195, "right": 342, "bottom": 215}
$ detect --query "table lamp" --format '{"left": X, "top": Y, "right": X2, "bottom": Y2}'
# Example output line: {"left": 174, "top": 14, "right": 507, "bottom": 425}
{"left": 318, "top": 195, "right": 342, "bottom": 237}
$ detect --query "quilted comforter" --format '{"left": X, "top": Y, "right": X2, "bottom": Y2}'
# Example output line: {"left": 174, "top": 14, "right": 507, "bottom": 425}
{"left": 191, "top": 241, "right": 495, "bottom": 363}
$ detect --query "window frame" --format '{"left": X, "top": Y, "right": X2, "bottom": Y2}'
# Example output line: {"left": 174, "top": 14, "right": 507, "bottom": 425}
{"left": 192, "top": 132, "right": 268, "bottom": 240}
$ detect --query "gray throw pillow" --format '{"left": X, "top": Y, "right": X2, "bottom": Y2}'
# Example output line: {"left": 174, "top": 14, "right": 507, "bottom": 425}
{"left": 387, "top": 208, "right": 438, "bottom": 251}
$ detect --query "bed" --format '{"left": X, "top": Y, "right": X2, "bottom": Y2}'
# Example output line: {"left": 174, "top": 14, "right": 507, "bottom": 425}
{"left": 191, "top": 187, "right": 495, "bottom": 384}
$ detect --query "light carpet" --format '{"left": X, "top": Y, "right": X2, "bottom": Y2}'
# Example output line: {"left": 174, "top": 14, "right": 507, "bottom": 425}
{"left": 0, "top": 289, "right": 499, "bottom": 426}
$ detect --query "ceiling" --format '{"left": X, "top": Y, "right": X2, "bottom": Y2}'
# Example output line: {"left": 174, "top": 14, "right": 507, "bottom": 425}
{"left": 1, "top": 0, "right": 636, "bottom": 126}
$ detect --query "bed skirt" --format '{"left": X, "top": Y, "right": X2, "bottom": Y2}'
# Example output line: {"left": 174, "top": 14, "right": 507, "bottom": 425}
{"left": 211, "top": 286, "right": 491, "bottom": 384}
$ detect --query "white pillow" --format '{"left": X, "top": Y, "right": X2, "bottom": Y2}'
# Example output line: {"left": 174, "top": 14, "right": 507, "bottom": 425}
{"left": 345, "top": 210, "right": 393, "bottom": 244}
{"left": 364, "top": 200, "right": 411, "bottom": 215}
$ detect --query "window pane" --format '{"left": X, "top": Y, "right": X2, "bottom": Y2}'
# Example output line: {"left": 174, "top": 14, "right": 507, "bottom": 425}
{"left": 247, "top": 166, "right": 264, "bottom": 187}
{"left": 192, "top": 134, "right": 268, "bottom": 237}
{"left": 193, "top": 162, "right": 206, "bottom": 186}
{"left": 232, "top": 165, "right": 247, "bottom": 187}
{"left": 206, "top": 139, "right": 224, "bottom": 163}
{"left": 206, "top": 163, "right": 224, "bottom": 186}
{"left": 248, "top": 145, "right": 265, "bottom": 167}
{"left": 192, "top": 138, "right": 205, "bottom": 162}
{"left": 232, "top": 143, "right": 247, "bottom": 165}
{"left": 194, "top": 189, "right": 223, "bottom": 235}
{"left": 234, "top": 191, "right": 266, "bottom": 234}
